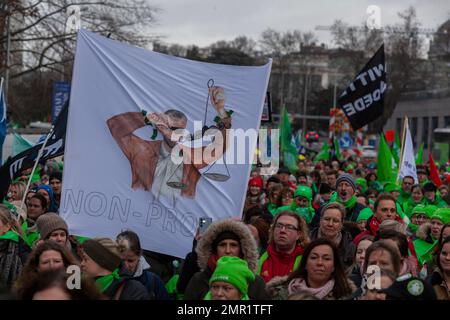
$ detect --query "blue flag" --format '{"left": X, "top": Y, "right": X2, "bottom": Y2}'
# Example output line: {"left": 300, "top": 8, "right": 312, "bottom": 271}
{"left": 0, "top": 78, "right": 7, "bottom": 164}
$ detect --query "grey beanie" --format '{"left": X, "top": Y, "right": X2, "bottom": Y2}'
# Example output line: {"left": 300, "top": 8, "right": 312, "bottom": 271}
{"left": 336, "top": 173, "right": 357, "bottom": 191}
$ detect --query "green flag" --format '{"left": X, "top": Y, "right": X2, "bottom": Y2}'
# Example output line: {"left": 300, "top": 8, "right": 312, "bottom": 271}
{"left": 314, "top": 142, "right": 330, "bottom": 162}
{"left": 415, "top": 142, "right": 424, "bottom": 165}
{"left": 12, "top": 133, "right": 34, "bottom": 157}
{"left": 377, "top": 134, "right": 394, "bottom": 183}
{"left": 280, "top": 107, "right": 298, "bottom": 173}
{"left": 333, "top": 137, "right": 342, "bottom": 161}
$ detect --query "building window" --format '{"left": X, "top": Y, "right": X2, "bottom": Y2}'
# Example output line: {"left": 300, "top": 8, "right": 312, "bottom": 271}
{"left": 432, "top": 116, "right": 439, "bottom": 130}
{"left": 445, "top": 116, "right": 450, "bottom": 128}
{"left": 422, "top": 117, "right": 429, "bottom": 149}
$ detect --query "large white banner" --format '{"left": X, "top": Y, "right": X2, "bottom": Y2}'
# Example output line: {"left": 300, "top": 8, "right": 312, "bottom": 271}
{"left": 61, "top": 30, "right": 272, "bottom": 258}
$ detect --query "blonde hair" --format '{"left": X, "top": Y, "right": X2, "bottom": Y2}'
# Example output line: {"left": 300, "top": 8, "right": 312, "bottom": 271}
{"left": 9, "top": 181, "right": 27, "bottom": 201}
{"left": 0, "top": 204, "right": 23, "bottom": 237}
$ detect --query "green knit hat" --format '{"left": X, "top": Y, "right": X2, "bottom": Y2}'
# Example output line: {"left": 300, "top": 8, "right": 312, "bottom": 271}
{"left": 384, "top": 182, "right": 401, "bottom": 193}
{"left": 356, "top": 178, "right": 368, "bottom": 193}
{"left": 431, "top": 208, "right": 450, "bottom": 225}
{"left": 209, "top": 256, "right": 255, "bottom": 296}
{"left": 410, "top": 204, "right": 427, "bottom": 218}
{"left": 356, "top": 207, "right": 374, "bottom": 223}
{"left": 294, "top": 185, "right": 313, "bottom": 201}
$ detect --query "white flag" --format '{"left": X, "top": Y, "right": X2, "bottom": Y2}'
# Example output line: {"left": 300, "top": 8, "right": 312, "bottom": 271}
{"left": 61, "top": 29, "right": 272, "bottom": 258}
{"left": 397, "top": 122, "right": 418, "bottom": 184}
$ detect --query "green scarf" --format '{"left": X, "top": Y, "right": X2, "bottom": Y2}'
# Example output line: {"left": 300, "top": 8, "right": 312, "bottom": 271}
{"left": 398, "top": 189, "right": 411, "bottom": 205}
{"left": 267, "top": 203, "right": 278, "bottom": 216}
{"left": 95, "top": 268, "right": 121, "bottom": 293}
{"left": 0, "top": 230, "right": 19, "bottom": 243}
{"left": 334, "top": 193, "right": 357, "bottom": 210}
{"left": 21, "top": 220, "right": 40, "bottom": 248}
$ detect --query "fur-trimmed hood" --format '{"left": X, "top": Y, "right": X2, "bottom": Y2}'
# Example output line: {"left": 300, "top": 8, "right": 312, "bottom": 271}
{"left": 416, "top": 222, "right": 432, "bottom": 241}
{"left": 195, "top": 219, "right": 258, "bottom": 272}
{"left": 265, "top": 275, "right": 290, "bottom": 299}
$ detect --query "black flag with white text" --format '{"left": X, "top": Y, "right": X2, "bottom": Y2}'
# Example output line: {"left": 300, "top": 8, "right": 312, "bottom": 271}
{"left": 338, "top": 44, "right": 386, "bottom": 130}
{"left": 0, "top": 101, "right": 68, "bottom": 201}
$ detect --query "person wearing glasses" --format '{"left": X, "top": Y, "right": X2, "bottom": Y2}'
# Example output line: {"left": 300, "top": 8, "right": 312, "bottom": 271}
{"left": 106, "top": 85, "right": 232, "bottom": 206}
{"left": 354, "top": 193, "right": 400, "bottom": 244}
{"left": 258, "top": 211, "right": 309, "bottom": 283}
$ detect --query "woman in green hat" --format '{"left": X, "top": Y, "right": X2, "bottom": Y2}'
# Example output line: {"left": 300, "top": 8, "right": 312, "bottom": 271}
{"left": 205, "top": 256, "right": 255, "bottom": 300}
{"left": 274, "top": 185, "right": 315, "bottom": 224}
{"left": 355, "top": 207, "right": 374, "bottom": 232}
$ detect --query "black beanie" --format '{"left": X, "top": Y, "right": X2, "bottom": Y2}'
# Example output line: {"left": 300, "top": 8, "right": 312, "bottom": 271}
{"left": 212, "top": 231, "right": 241, "bottom": 252}
{"left": 82, "top": 239, "right": 121, "bottom": 272}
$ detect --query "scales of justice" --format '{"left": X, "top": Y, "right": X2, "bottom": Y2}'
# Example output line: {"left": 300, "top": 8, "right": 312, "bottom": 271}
{"left": 165, "top": 78, "right": 231, "bottom": 190}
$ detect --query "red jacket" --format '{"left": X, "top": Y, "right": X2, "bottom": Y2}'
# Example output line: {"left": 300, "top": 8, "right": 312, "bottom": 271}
{"left": 259, "top": 244, "right": 304, "bottom": 283}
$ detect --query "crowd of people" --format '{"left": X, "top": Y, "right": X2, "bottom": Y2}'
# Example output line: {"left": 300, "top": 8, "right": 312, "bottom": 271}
{"left": 0, "top": 154, "right": 449, "bottom": 300}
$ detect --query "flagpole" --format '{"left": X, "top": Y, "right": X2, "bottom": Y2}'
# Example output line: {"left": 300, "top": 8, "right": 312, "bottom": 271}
{"left": 19, "top": 125, "right": 55, "bottom": 211}
{"left": 396, "top": 116, "right": 408, "bottom": 184}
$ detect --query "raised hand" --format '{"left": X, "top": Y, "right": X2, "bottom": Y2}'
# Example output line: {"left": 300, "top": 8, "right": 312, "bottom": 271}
{"left": 209, "top": 86, "right": 226, "bottom": 113}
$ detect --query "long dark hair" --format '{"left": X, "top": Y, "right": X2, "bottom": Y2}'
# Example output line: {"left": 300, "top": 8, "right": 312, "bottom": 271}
{"left": 14, "top": 241, "right": 78, "bottom": 297}
{"left": 437, "top": 236, "right": 450, "bottom": 273}
{"left": 287, "top": 238, "right": 353, "bottom": 299}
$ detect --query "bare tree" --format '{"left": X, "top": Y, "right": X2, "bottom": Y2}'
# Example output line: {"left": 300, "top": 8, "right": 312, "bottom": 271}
{"left": 1, "top": 0, "right": 160, "bottom": 124}
{"left": 259, "top": 28, "right": 317, "bottom": 113}
{"left": 330, "top": 6, "right": 427, "bottom": 131}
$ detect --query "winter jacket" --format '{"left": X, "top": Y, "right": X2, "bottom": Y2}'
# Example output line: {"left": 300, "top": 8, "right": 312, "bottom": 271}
{"left": 131, "top": 256, "right": 170, "bottom": 300}
{"left": 425, "top": 195, "right": 448, "bottom": 208}
{"left": 176, "top": 239, "right": 200, "bottom": 295}
{"left": 0, "top": 232, "right": 31, "bottom": 288}
{"left": 310, "top": 228, "right": 355, "bottom": 269}
{"left": 427, "top": 268, "right": 450, "bottom": 300}
{"left": 258, "top": 244, "right": 303, "bottom": 283}
{"left": 266, "top": 275, "right": 357, "bottom": 300}
{"left": 102, "top": 268, "right": 150, "bottom": 300}
{"left": 183, "top": 219, "right": 268, "bottom": 300}
{"left": 348, "top": 265, "right": 363, "bottom": 288}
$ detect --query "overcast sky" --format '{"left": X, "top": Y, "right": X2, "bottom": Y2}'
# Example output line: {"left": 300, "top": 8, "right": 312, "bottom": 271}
{"left": 150, "top": 0, "right": 450, "bottom": 48}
